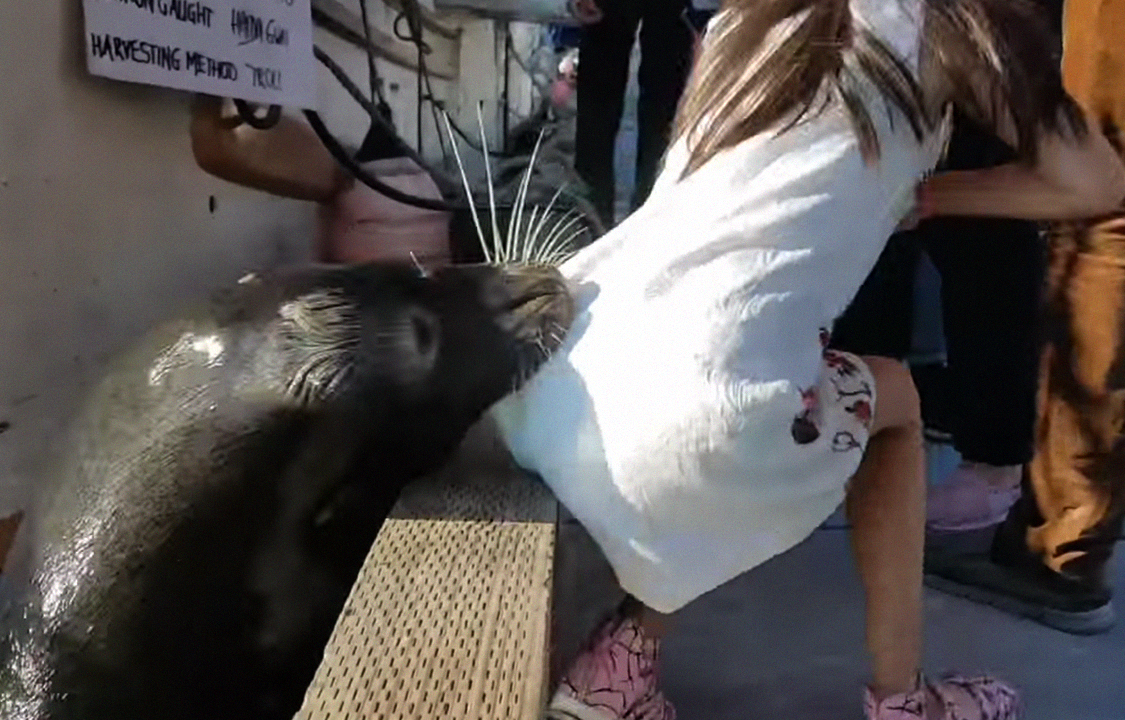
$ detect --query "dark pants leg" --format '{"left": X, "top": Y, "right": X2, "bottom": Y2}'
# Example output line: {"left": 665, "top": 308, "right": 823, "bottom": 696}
{"left": 631, "top": 0, "right": 693, "bottom": 211}
{"left": 917, "top": 217, "right": 1045, "bottom": 467}
{"left": 830, "top": 232, "right": 918, "bottom": 360}
{"left": 829, "top": 229, "right": 964, "bottom": 435}
{"left": 999, "top": 216, "right": 1125, "bottom": 590}
{"left": 575, "top": 2, "right": 641, "bottom": 226}
{"left": 835, "top": 117, "right": 1044, "bottom": 467}
{"left": 917, "top": 118, "right": 1044, "bottom": 467}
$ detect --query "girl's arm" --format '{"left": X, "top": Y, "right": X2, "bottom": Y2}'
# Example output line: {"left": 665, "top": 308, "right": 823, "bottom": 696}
{"left": 914, "top": 21, "right": 1125, "bottom": 223}
{"left": 189, "top": 95, "right": 350, "bottom": 203}
{"left": 919, "top": 115, "right": 1125, "bottom": 221}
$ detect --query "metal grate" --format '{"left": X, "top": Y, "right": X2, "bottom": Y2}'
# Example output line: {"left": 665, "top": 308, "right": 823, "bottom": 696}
{"left": 297, "top": 426, "right": 557, "bottom": 720}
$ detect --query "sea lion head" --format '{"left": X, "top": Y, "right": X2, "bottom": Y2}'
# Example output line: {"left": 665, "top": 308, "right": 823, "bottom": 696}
{"left": 398, "top": 260, "right": 574, "bottom": 410}
{"left": 270, "top": 260, "right": 574, "bottom": 425}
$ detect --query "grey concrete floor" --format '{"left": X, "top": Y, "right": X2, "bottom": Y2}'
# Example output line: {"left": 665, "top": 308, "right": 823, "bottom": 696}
{"left": 662, "top": 530, "right": 1125, "bottom": 720}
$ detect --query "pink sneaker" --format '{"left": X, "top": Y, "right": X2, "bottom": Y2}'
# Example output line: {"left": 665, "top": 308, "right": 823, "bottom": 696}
{"left": 927, "top": 463, "right": 1022, "bottom": 532}
{"left": 865, "top": 674, "right": 1020, "bottom": 720}
{"left": 545, "top": 610, "right": 675, "bottom": 720}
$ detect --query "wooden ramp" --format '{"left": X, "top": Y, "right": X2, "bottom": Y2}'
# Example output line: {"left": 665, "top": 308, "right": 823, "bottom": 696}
{"left": 296, "top": 421, "right": 617, "bottom": 720}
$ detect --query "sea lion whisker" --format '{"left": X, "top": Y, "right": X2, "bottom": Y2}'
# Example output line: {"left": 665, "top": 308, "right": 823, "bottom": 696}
{"left": 538, "top": 233, "right": 581, "bottom": 266}
{"left": 512, "top": 354, "right": 527, "bottom": 394}
{"left": 547, "top": 226, "right": 587, "bottom": 264}
{"left": 524, "top": 185, "right": 568, "bottom": 262}
{"left": 520, "top": 204, "right": 543, "bottom": 264}
{"left": 506, "top": 128, "right": 546, "bottom": 265}
{"left": 440, "top": 111, "right": 491, "bottom": 263}
{"left": 529, "top": 211, "right": 574, "bottom": 264}
{"left": 510, "top": 129, "right": 548, "bottom": 265}
{"left": 516, "top": 206, "right": 558, "bottom": 266}
{"left": 534, "top": 210, "right": 582, "bottom": 264}
{"left": 285, "top": 355, "right": 354, "bottom": 406}
{"left": 520, "top": 353, "right": 537, "bottom": 387}
{"left": 541, "top": 251, "right": 572, "bottom": 268}
{"left": 475, "top": 102, "right": 503, "bottom": 264}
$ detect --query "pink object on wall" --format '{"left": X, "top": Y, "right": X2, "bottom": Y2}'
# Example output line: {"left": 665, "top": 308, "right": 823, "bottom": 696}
{"left": 320, "top": 157, "right": 452, "bottom": 268}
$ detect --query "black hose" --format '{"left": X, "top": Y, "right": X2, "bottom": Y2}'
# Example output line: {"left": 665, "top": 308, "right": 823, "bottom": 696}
{"left": 393, "top": 0, "right": 519, "bottom": 160}
{"left": 233, "top": 100, "right": 283, "bottom": 130}
{"left": 311, "top": 45, "right": 459, "bottom": 199}
{"left": 357, "top": 0, "right": 385, "bottom": 110}
{"left": 303, "top": 109, "right": 467, "bottom": 212}
{"left": 306, "top": 36, "right": 576, "bottom": 219}
{"left": 313, "top": 46, "right": 406, "bottom": 157}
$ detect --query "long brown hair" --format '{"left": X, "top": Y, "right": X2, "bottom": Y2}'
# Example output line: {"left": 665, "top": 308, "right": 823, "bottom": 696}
{"left": 673, "top": 0, "right": 1084, "bottom": 176}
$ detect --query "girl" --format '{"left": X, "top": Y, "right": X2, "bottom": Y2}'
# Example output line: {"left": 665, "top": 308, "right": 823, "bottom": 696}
{"left": 491, "top": 0, "right": 1125, "bottom": 718}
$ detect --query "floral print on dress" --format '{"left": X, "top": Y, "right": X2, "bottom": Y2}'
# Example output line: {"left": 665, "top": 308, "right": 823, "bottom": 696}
{"left": 791, "top": 328, "right": 875, "bottom": 450}
{"left": 791, "top": 387, "right": 822, "bottom": 445}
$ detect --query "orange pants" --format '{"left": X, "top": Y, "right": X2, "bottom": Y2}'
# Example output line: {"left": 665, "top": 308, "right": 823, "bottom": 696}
{"left": 1026, "top": 217, "right": 1125, "bottom": 585}
{"left": 1017, "top": 0, "right": 1125, "bottom": 586}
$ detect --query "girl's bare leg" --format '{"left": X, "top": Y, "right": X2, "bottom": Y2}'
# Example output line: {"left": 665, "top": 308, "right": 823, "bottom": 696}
{"left": 847, "top": 356, "right": 927, "bottom": 699}
{"left": 850, "top": 357, "right": 1018, "bottom": 720}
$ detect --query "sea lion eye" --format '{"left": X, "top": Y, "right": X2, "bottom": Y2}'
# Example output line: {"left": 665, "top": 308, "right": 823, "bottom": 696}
{"left": 412, "top": 313, "right": 435, "bottom": 354}
{"left": 407, "top": 309, "right": 440, "bottom": 370}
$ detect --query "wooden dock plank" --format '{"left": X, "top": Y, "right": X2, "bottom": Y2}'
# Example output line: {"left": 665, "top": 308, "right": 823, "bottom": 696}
{"left": 297, "top": 422, "right": 557, "bottom": 720}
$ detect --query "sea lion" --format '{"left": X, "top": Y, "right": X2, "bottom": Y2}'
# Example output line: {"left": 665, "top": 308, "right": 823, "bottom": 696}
{"left": 0, "top": 260, "right": 573, "bottom": 720}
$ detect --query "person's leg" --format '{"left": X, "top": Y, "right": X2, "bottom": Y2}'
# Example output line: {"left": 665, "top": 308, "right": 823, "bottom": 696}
{"left": 848, "top": 356, "right": 926, "bottom": 699}
{"left": 924, "top": 0, "right": 1125, "bottom": 633}
{"left": 853, "top": 356, "right": 1018, "bottom": 720}
{"left": 575, "top": 1, "right": 641, "bottom": 227}
{"left": 920, "top": 204, "right": 1045, "bottom": 530}
{"left": 925, "top": 217, "right": 1125, "bottom": 634}
{"left": 830, "top": 233, "right": 919, "bottom": 361}
{"left": 1025, "top": 218, "right": 1125, "bottom": 585}
{"left": 631, "top": 0, "right": 694, "bottom": 211}
{"left": 928, "top": 228, "right": 1043, "bottom": 469}
{"left": 904, "top": 115, "right": 1043, "bottom": 531}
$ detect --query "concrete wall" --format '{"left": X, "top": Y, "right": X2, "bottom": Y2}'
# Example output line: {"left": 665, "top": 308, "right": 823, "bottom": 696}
{"left": 0, "top": 0, "right": 539, "bottom": 514}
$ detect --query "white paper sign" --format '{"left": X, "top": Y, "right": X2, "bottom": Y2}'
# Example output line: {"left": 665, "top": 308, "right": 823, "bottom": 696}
{"left": 83, "top": 0, "right": 316, "bottom": 108}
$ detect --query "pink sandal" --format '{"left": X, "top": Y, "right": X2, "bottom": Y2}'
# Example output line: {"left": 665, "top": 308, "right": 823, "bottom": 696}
{"left": 926, "top": 463, "right": 1023, "bottom": 532}
{"left": 865, "top": 674, "right": 1020, "bottom": 720}
{"left": 545, "top": 607, "right": 675, "bottom": 720}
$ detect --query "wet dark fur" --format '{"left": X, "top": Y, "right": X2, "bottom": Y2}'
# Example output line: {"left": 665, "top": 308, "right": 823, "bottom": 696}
{"left": 0, "top": 261, "right": 572, "bottom": 720}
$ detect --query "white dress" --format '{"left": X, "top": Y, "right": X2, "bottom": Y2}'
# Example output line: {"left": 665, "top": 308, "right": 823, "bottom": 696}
{"left": 491, "top": 0, "right": 951, "bottom": 613}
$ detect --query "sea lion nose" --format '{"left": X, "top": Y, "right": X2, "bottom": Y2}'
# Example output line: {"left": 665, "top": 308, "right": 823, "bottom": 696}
{"left": 496, "top": 265, "right": 570, "bottom": 308}
{"left": 491, "top": 265, "right": 576, "bottom": 349}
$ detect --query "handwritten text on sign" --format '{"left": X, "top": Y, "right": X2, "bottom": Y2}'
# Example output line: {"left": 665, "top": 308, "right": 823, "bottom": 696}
{"left": 83, "top": 0, "right": 316, "bottom": 108}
